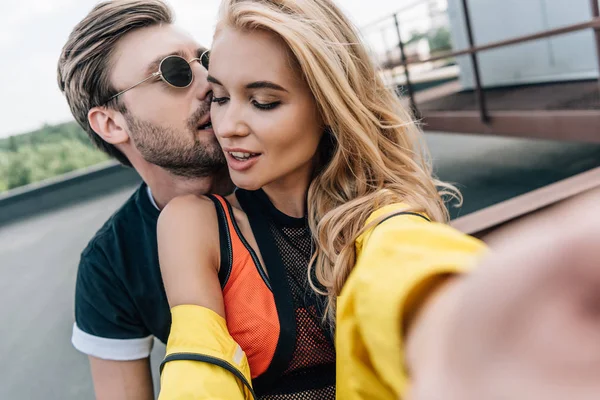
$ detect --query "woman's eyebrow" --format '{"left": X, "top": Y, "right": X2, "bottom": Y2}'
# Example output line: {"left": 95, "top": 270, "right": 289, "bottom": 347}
{"left": 246, "top": 81, "right": 288, "bottom": 92}
{"left": 207, "top": 75, "right": 222, "bottom": 85}
{"left": 207, "top": 77, "right": 288, "bottom": 93}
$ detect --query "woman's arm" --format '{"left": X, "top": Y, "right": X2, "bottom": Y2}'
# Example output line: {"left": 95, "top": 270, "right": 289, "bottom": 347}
{"left": 158, "top": 194, "right": 224, "bottom": 316}
{"left": 336, "top": 204, "right": 487, "bottom": 399}
{"left": 339, "top": 191, "right": 600, "bottom": 400}
{"left": 407, "top": 190, "right": 600, "bottom": 400}
{"left": 157, "top": 195, "right": 255, "bottom": 400}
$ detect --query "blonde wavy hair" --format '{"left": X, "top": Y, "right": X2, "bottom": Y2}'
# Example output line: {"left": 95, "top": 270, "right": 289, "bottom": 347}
{"left": 216, "top": 0, "right": 460, "bottom": 324}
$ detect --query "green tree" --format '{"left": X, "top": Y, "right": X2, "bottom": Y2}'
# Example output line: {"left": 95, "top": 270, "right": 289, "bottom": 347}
{"left": 406, "top": 30, "right": 427, "bottom": 45}
{"left": 0, "top": 150, "right": 9, "bottom": 192}
{"left": 7, "top": 153, "right": 33, "bottom": 190}
{"left": 0, "top": 121, "right": 109, "bottom": 193}
{"left": 8, "top": 136, "right": 17, "bottom": 152}
{"left": 428, "top": 27, "right": 452, "bottom": 53}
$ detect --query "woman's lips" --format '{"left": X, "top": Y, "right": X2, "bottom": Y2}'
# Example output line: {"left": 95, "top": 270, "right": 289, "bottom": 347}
{"left": 224, "top": 150, "right": 261, "bottom": 172}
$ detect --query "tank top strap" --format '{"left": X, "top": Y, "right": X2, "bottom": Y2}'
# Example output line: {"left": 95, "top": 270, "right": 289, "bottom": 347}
{"left": 206, "top": 194, "right": 234, "bottom": 288}
{"left": 206, "top": 194, "right": 269, "bottom": 291}
{"left": 206, "top": 194, "right": 281, "bottom": 382}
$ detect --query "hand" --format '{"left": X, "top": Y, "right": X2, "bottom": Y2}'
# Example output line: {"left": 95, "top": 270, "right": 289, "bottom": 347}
{"left": 409, "top": 190, "right": 600, "bottom": 400}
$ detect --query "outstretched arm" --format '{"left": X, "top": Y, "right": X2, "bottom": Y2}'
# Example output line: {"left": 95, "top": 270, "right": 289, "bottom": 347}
{"left": 408, "top": 189, "right": 600, "bottom": 400}
{"left": 336, "top": 204, "right": 486, "bottom": 399}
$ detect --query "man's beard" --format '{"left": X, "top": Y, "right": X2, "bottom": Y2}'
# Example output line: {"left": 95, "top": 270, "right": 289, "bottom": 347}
{"left": 124, "top": 106, "right": 226, "bottom": 178}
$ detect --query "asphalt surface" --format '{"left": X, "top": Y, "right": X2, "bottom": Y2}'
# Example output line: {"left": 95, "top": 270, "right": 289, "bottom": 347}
{"left": 1, "top": 132, "right": 600, "bottom": 399}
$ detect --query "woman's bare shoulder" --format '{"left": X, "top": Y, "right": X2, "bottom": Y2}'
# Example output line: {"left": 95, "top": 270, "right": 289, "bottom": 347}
{"left": 157, "top": 194, "right": 220, "bottom": 264}
{"left": 157, "top": 194, "right": 225, "bottom": 313}
{"left": 158, "top": 194, "right": 219, "bottom": 230}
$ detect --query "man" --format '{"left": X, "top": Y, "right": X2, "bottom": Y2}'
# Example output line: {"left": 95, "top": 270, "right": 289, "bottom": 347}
{"left": 57, "top": 1, "right": 230, "bottom": 398}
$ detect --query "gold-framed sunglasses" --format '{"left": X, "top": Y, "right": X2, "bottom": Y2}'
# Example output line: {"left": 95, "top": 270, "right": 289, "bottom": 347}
{"left": 103, "top": 50, "right": 210, "bottom": 105}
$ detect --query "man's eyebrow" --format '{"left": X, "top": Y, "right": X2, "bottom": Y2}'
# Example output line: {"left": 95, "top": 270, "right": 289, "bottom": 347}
{"left": 196, "top": 47, "right": 208, "bottom": 59}
{"left": 144, "top": 49, "right": 189, "bottom": 75}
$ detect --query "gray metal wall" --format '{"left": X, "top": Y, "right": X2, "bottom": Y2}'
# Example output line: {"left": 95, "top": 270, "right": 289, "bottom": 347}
{"left": 447, "top": 0, "right": 598, "bottom": 88}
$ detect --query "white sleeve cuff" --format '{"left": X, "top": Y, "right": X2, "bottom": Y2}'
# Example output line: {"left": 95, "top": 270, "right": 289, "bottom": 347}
{"left": 71, "top": 323, "right": 154, "bottom": 361}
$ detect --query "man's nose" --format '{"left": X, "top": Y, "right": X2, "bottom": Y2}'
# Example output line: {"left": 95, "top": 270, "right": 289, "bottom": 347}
{"left": 192, "top": 61, "right": 211, "bottom": 101}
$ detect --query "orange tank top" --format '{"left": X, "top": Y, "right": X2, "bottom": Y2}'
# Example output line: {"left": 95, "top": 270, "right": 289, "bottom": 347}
{"left": 209, "top": 194, "right": 279, "bottom": 379}
{"left": 207, "top": 192, "right": 336, "bottom": 399}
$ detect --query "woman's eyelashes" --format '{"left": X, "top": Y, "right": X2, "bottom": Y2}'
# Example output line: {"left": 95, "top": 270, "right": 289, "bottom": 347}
{"left": 210, "top": 94, "right": 281, "bottom": 111}
{"left": 211, "top": 96, "right": 229, "bottom": 105}
{"left": 252, "top": 100, "right": 281, "bottom": 110}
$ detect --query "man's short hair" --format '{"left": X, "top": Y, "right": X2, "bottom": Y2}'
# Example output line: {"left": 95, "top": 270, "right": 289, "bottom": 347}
{"left": 57, "top": 0, "right": 173, "bottom": 166}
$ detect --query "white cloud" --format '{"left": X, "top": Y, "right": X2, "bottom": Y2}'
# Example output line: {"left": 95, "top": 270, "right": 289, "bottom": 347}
{"left": 0, "top": 0, "right": 80, "bottom": 48}
{"left": 165, "top": 0, "right": 221, "bottom": 46}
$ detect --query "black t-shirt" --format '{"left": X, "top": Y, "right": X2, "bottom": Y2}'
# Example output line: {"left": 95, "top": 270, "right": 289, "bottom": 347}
{"left": 71, "top": 183, "right": 170, "bottom": 360}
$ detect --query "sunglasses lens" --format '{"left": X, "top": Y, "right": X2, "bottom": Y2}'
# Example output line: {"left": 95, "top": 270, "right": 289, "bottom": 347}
{"left": 161, "top": 56, "right": 193, "bottom": 87}
{"left": 200, "top": 51, "right": 210, "bottom": 69}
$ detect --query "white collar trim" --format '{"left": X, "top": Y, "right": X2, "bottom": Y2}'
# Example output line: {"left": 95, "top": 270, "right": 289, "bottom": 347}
{"left": 146, "top": 186, "right": 161, "bottom": 211}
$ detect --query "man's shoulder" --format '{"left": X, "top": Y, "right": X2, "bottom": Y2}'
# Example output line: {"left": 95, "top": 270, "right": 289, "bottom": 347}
{"left": 81, "top": 183, "right": 157, "bottom": 262}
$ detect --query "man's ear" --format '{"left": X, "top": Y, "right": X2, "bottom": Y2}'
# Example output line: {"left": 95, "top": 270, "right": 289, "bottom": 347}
{"left": 88, "top": 106, "right": 129, "bottom": 145}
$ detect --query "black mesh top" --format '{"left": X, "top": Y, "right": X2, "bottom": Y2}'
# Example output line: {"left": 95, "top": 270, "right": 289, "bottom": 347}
{"left": 236, "top": 188, "right": 336, "bottom": 400}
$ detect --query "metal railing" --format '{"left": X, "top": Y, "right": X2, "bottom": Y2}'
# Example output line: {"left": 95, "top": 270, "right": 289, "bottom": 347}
{"left": 364, "top": 0, "right": 600, "bottom": 124}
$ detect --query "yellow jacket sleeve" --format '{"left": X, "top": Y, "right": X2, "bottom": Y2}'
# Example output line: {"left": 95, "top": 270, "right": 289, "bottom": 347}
{"left": 336, "top": 204, "right": 487, "bottom": 400}
{"left": 159, "top": 305, "right": 255, "bottom": 400}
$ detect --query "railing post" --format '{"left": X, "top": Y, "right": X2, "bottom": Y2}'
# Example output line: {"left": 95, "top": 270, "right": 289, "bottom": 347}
{"left": 381, "top": 27, "right": 395, "bottom": 83}
{"left": 393, "top": 13, "right": 420, "bottom": 118}
{"left": 590, "top": 0, "right": 600, "bottom": 90}
{"left": 460, "top": 0, "right": 489, "bottom": 123}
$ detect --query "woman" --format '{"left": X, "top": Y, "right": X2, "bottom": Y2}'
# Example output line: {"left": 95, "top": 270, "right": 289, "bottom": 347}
{"left": 157, "top": 1, "right": 600, "bottom": 399}
{"left": 158, "top": 0, "right": 474, "bottom": 398}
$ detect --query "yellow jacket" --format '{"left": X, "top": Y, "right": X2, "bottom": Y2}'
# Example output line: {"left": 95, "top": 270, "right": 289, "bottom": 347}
{"left": 336, "top": 204, "right": 486, "bottom": 399}
{"left": 159, "top": 203, "right": 486, "bottom": 399}
{"left": 159, "top": 305, "right": 256, "bottom": 399}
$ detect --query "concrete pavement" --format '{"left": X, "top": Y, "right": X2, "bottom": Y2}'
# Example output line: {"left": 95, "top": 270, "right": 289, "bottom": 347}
{"left": 1, "top": 132, "right": 599, "bottom": 399}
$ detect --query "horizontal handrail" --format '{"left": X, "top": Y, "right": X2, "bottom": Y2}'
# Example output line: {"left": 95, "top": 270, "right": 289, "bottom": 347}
{"left": 361, "top": 0, "right": 433, "bottom": 30}
{"left": 394, "top": 17, "right": 600, "bottom": 66}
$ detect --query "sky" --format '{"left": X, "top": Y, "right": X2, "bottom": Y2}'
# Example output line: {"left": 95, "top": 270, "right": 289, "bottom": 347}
{"left": 0, "top": 0, "right": 425, "bottom": 139}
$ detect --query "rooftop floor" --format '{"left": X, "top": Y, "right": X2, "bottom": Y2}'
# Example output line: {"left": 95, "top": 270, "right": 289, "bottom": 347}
{"left": 420, "top": 80, "right": 600, "bottom": 112}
